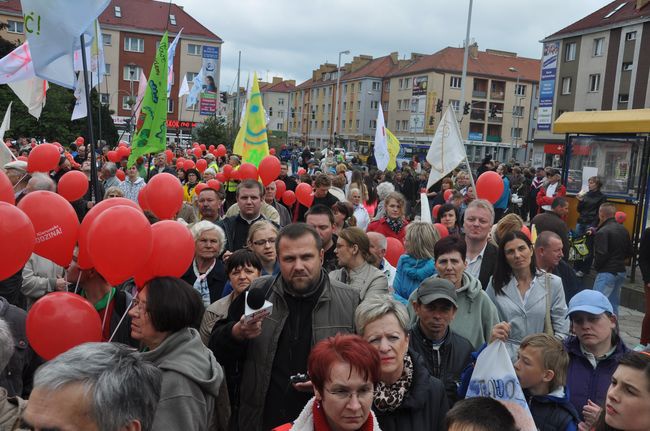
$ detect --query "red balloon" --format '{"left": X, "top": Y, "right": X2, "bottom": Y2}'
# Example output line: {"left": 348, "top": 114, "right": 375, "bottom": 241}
{"left": 138, "top": 187, "right": 150, "bottom": 212}
{"left": 520, "top": 225, "right": 531, "bottom": 239}
{"left": 194, "top": 183, "right": 208, "bottom": 195}
{"left": 18, "top": 191, "right": 79, "bottom": 267}
{"left": 275, "top": 180, "right": 286, "bottom": 200}
{"left": 0, "top": 202, "right": 35, "bottom": 280}
{"left": 432, "top": 204, "right": 441, "bottom": 219}
{"left": 230, "top": 170, "right": 240, "bottom": 181}
{"left": 216, "top": 144, "right": 227, "bottom": 157}
{"left": 77, "top": 198, "right": 142, "bottom": 269}
{"left": 26, "top": 292, "right": 102, "bottom": 360}
{"left": 475, "top": 171, "right": 504, "bottom": 204}
{"left": 297, "top": 168, "right": 306, "bottom": 176}
{"left": 615, "top": 211, "right": 626, "bottom": 224}
{"left": 282, "top": 190, "right": 296, "bottom": 206}
{"left": 385, "top": 237, "right": 404, "bottom": 267}
{"left": 238, "top": 163, "right": 258, "bottom": 181}
{"left": 75, "top": 136, "right": 84, "bottom": 145}
{"left": 193, "top": 142, "right": 200, "bottom": 148}
{"left": 177, "top": 157, "right": 186, "bottom": 164}
{"left": 434, "top": 223, "right": 449, "bottom": 239}
{"left": 208, "top": 145, "right": 215, "bottom": 151}
{"left": 0, "top": 170, "right": 14, "bottom": 204}
{"left": 193, "top": 147, "right": 203, "bottom": 158}
{"left": 196, "top": 158, "right": 208, "bottom": 173}
{"left": 223, "top": 164, "right": 233, "bottom": 179}
{"left": 57, "top": 171, "right": 89, "bottom": 202}
{"left": 176, "top": 161, "right": 183, "bottom": 170}
{"left": 116, "top": 169, "right": 126, "bottom": 181}
{"left": 183, "top": 159, "right": 196, "bottom": 171}
{"left": 118, "top": 141, "right": 128, "bottom": 148}
{"left": 215, "top": 173, "right": 226, "bottom": 183}
{"left": 443, "top": 189, "right": 453, "bottom": 201}
{"left": 269, "top": 148, "right": 276, "bottom": 156}
{"left": 146, "top": 173, "right": 184, "bottom": 220}
{"left": 259, "top": 156, "right": 281, "bottom": 186}
{"left": 107, "top": 150, "right": 120, "bottom": 163}
{"left": 134, "top": 221, "right": 195, "bottom": 287}
{"left": 207, "top": 179, "right": 221, "bottom": 191}
{"left": 165, "top": 149, "right": 173, "bottom": 163}
{"left": 117, "top": 146, "right": 130, "bottom": 159}
{"left": 28, "top": 143, "right": 60, "bottom": 173}
{"left": 296, "top": 182, "right": 314, "bottom": 208}
{"left": 88, "top": 205, "right": 153, "bottom": 285}
{"left": 199, "top": 144, "right": 206, "bottom": 152}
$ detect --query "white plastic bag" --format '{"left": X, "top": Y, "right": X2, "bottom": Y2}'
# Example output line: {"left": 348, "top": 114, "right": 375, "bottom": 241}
{"left": 465, "top": 341, "right": 536, "bottom": 431}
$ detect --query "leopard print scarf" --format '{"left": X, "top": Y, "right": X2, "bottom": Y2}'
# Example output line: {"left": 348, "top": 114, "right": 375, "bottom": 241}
{"left": 372, "top": 353, "right": 414, "bottom": 412}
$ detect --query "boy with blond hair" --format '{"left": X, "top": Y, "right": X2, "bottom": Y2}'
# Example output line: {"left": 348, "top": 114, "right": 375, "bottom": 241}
{"left": 515, "top": 333, "right": 579, "bottom": 431}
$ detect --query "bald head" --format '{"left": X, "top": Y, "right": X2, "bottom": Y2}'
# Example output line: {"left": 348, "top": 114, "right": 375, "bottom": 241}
{"left": 367, "top": 231, "right": 387, "bottom": 268}
{"left": 26, "top": 173, "right": 56, "bottom": 193}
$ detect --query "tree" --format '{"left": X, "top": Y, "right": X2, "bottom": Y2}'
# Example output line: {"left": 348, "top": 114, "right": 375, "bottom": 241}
{"left": 192, "top": 116, "right": 229, "bottom": 146}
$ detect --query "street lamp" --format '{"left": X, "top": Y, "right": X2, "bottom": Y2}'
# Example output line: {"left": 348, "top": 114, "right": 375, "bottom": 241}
{"left": 334, "top": 50, "right": 350, "bottom": 148}
{"left": 508, "top": 66, "right": 521, "bottom": 161}
{"left": 128, "top": 64, "right": 136, "bottom": 139}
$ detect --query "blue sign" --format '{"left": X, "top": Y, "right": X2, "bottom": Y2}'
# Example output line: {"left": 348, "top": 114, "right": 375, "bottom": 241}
{"left": 202, "top": 46, "right": 219, "bottom": 60}
{"left": 537, "top": 42, "right": 559, "bottom": 131}
{"left": 468, "top": 132, "right": 483, "bottom": 141}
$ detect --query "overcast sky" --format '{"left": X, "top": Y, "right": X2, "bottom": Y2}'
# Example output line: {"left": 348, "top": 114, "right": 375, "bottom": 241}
{"left": 176, "top": 0, "right": 615, "bottom": 91}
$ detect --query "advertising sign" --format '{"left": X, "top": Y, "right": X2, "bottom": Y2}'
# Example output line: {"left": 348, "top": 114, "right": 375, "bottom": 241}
{"left": 200, "top": 46, "right": 219, "bottom": 115}
{"left": 537, "top": 42, "right": 559, "bottom": 131}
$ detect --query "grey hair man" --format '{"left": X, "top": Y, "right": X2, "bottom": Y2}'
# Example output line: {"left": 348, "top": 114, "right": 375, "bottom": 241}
{"left": 534, "top": 230, "right": 582, "bottom": 302}
{"left": 367, "top": 231, "right": 396, "bottom": 287}
{"left": 101, "top": 161, "right": 121, "bottom": 189}
{"left": 0, "top": 318, "right": 24, "bottom": 430}
{"left": 25, "top": 173, "right": 56, "bottom": 193}
{"left": 22, "top": 342, "right": 162, "bottom": 431}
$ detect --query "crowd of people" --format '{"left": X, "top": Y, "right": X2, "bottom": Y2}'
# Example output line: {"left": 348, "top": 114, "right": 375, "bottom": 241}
{"left": 1, "top": 137, "right": 650, "bottom": 431}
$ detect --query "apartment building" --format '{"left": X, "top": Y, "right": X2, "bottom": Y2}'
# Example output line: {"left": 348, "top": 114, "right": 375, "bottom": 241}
{"left": 0, "top": 0, "right": 222, "bottom": 142}
{"left": 533, "top": 0, "right": 650, "bottom": 167}
{"left": 260, "top": 77, "right": 295, "bottom": 133}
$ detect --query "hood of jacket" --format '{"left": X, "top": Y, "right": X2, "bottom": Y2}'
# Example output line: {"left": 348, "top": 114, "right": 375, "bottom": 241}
{"left": 459, "top": 272, "right": 483, "bottom": 299}
{"left": 400, "top": 255, "right": 435, "bottom": 279}
{"left": 140, "top": 327, "right": 223, "bottom": 398}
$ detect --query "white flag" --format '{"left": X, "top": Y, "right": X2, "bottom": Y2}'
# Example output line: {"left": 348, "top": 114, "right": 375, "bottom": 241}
{"left": 0, "top": 102, "right": 12, "bottom": 143}
{"left": 0, "top": 42, "right": 35, "bottom": 84}
{"left": 420, "top": 192, "right": 432, "bottom": 223}
{"left": 167, "top": 29, "right": 183, "bottom": 97}
{"left": 8, "top": 78, "right": 48, "bottom": 119}
{"left": 0, "top": 103, "right": 16, "bottom": 166}
{"left": 134, "top": 70, "right": 148, "bottom": 122}
{"left": 186, "top": 68, "right": 204, "bottom": 108}
{"left": 71, "top": 72, "right": 87, "bottom": 120}
{"left": 426, "top": 107, "right": 467, "bottom": 189}
{"left": 374, "top": 104, "right": 389, "bottom": 171}
{"left": 73, "top": 20, "right": 106, "bottom": 87}
{"left": 178, "top": 74, "right": 190, "bottom": 97}
{"left": 20, "top": 0, "right": 110, "bottom": 89}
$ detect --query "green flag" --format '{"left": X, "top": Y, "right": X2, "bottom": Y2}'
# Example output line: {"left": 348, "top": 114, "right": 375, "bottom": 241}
{"left": 128, "top": 32, "right": 168, "bottom": 167}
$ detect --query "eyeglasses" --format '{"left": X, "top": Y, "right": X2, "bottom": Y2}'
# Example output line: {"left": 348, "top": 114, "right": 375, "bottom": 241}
{"left": 326, "top": 386, "right": 374, "bottom": 401}
{"left": 131, "top": 297, "right": 148, "bottom": 312}
{"left": 252, "top": 238, "right": 276, "bottom": 247}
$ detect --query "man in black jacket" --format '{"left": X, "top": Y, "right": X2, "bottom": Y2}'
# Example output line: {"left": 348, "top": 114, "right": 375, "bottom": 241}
{"left": 592, "top": 202, "right": 632, "bottom": 315}
{"left": 409, "top": 277, "right": 473, "bottom": 405}
{"left": 531, "top": 196, "right": 570, "bottom": 260}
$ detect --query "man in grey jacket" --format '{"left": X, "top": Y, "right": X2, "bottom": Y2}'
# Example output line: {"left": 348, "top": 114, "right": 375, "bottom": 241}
{"left": 209, "top": 223, "right": 360, "bottom": 430}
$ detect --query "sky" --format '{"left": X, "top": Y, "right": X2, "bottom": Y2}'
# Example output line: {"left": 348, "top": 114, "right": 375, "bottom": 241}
{"left": 176, "top": 0, "right": 616, "bottom": 92}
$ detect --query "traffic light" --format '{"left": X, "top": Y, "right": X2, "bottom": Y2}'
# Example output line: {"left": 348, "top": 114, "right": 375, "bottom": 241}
{"left": 269, "top": 107, "right": 273, "bottom": 116}
{"left": 436, "top": 99, "right": 443, "bottom": 112}
{"left": 490, "top": 105, "right": 497, "bottom": 118}
{"left": 291, "top": 108, "right": 295, "bottom": 118}
{"left": 429, "top": 116, "right": 434, "bottom": 125}
{"left": 311, "top": 111, "right": 315, "bottom": 120}
{"left": 463, "top": 102, "right": 471, "bottom": 115}
{"left": 220, "top": 92, "right": 227, "bottom": 103}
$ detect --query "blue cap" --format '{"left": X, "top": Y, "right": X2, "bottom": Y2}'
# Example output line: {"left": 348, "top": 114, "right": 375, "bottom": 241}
{"left": 567, "top": 290, "right": 614, "bottom": 317}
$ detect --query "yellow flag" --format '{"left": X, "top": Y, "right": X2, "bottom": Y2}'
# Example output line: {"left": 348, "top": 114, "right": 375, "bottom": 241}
{"left": 531, "top": 224, "right": 538, "bottom": 244}
{"left": 385, "top": 127, "right": 401, "bottom": 171}
{"left": 232, "top": 72, "right": 268, "bottom": 167}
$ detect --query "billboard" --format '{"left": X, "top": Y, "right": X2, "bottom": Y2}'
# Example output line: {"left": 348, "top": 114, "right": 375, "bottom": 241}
{"left": 409, "top": 76, "right": 428, "bottom": 133}
{"left": 537, "top": 42, "right": 559, "bottom": 131}
{"left": 200, "top": 46, "right": 219, "bottom": 115}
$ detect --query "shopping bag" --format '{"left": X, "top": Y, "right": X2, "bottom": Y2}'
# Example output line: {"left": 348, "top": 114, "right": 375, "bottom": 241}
{"left": 465, "top": 341, "right": 536, "bottom": 431}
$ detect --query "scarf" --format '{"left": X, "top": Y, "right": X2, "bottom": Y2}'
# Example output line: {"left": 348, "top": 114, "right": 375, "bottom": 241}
{"left": 373, "top": 353, "right": 414, "bottom": 412}
{"left": 385, "top": 216, "right": 404, "bottom": 234}
{"left": 312, "top": 398, "right": 375, "bottom": 431}
{"left": 193, "top": 259, "right": 216, "bottom": 307}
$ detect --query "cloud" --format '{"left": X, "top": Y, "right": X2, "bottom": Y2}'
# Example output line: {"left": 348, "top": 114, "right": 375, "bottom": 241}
{"left": 176, "top": 0, "right": 613, "bottom": 91}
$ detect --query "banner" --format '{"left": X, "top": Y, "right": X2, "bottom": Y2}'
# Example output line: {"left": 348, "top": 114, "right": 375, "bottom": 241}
{"left": 385, "top": 127, "right": 400, "bottom": 171}
{"left": 426, "top": 107, "right": 466, "bottom": 188}
{"left": 537, "top": 42, "right": 559, "bottom": 131}
{"left": 167, "top": 29, "right": 183, "bottom": 97}
{"left": 127, "top": 32, "right": 168, "bottom": 167}
{"left": 234, "top": 72, "right": 268, "bottom": 166}
{"left": 200, "top": 46, "right": 219, "bottom": 115}
{"left": 374, "top": 104, "right": 389, "bottom": 171}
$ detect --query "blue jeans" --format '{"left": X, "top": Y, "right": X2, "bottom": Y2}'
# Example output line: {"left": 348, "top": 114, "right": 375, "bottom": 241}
{"left": 593, "top": 272, "right": 626, "bottom": 315}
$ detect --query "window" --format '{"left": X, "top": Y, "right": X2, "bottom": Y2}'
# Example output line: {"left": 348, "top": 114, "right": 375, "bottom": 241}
{"left": 357, "top": 101, "right": 360, "bottom": 111}
{"left": 167, "top": 99, "right": 174, "bottom": 113}
{"left": 510, "top": 127, "right": 522, "bottom": 138}
{"left": 187, "top": 44, "right": 202, "bottom": 56}
{"left": 124, "top": 37, "right": 144, "bottom": 53}
{"left": 102, "top": 33, "right": 112, "bottom": 46}
{"left": 350, "top": 84, "right": 355, "bottom": 93}
{"left": 278, "top": 98, "right": 285, "bottom": 105}
{"left": 278, "top": 110, "right": 284, "bottom": 119}
{"left": 342, "top": 120, "right": 346, "bottom": 129}
{"left": 565, "top": 42, "right": 576, "bottom": 62}
{"left": 561, "top": 77, "right": 572, "bottom": 95}
{"left": 123, "top": 65, "right": 143, "bottom": 81}
{"left": 618, "top": 94, "right": 629, "bottom": 103}
{"left": 399, "top": 79, "right": 404, "bottom": 89}
{"left": 114, "top": 6, "right": 121, "bottom": 17}
{"left": 449, "top": 99, "right": 460, "bottom": 112}
{"left": 122, "top": 95, "right": 134, "bottom": 110}
{"left": 382, "top": 101, "right": 388, "bottom": 111}
{"left": 593, "top": 38, "right": 604, "bottom": 56}
{"left": 385, "top": 81, "right": 390, "bottom": 91}
{"left": 315, "top": 88, "right": 319, "bottom": 97}
{"left": 450, "top": 76, "right": 462, "bottom": 89}
{"left": 343, "top": 102, "right": 347, "bottom": 111}
{"left": 604, "top": 2, "right": 626, "bottom": 18}
{"left": 589, "top": 74, "right": 601, "bottom": 92}
{"left": 397, "top": 100, "right": 402, "bottom": 110}
{"left": 99, "top": 93, "right": 109, "bottom": 104}
{"left": 356, "top": 119, "right": 360, "bottom": 129}
{"left": 104, "top": 63, "right": 111, "bottom": 76}
{"left": 186, "top": 72, "right": 199, "bottom": 82}
{"left": 344, "top": 84, "right": 348, "bottom": 93}
{"left": 404, "top": 79, "right": 410, "bottom": 89}
{"left": 370, "top": 101, "right": 378, "bottom": 109}
{"left": 402, "top": 120, "right": 408, "bottom": 130}
{"left": 515, "top": 84, "right": 526, "bottom": 96}
{"left": 370, "top": 120, "right": 377, "bottom": 129}
{"left": 622, "top": 62, "right": 633, "bottom": 71}
{"left": 395, "top": 121, "right": 400, "bottom": 131}
{"left": 625, "top": 31, "right": 636, "bottom": 41}
{"left": 372, "top": 82, "right": 380, "bottom": 91}
{"left": 358, "top": 83, "right": 361, "bottom": 93}
{"left": 7, "top": 20, "right": 23, "bottom": 34}
{"left": 513, "top": 106, "right": 524, "bottom": 117}
{"left": 169, "top": 14, "right": 176, "bottom": 25}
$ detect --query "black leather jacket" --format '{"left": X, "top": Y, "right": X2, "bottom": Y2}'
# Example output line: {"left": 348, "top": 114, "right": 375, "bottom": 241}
{"left": 577, "top": 190, "right": 606, "bottom": 226}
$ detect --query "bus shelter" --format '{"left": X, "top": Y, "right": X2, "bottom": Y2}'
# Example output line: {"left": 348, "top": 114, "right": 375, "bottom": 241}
{"left": 553, "top": 109, "right": 650, "bottom": 278}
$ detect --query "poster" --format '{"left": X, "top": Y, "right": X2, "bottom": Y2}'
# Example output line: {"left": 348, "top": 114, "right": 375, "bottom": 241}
{"left": 581, "top": 166, "right": 598, "bottom": 192}
{"left": 537, "top": 42, "right": 559, "bottom": 131}
{"left": 200, "top": 46, "right": 219, "bottom": 115}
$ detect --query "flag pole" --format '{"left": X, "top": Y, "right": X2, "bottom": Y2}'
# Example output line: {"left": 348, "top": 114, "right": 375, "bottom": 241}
{"left": 80, "top": 33, "right": 101, "bottom": 203}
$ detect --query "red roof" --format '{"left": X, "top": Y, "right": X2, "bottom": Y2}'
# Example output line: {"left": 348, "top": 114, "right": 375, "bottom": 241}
{"left": 0, "top": 0, "right": 221, "bottom": 41}
{"left": 261, "top": 80, "right": 296, "bottom": 93}
{"left": 387, "top": 47, "right": 540, "bottom": 83}
{"left": 342, "top": 55, "right": 398, "bottom": 81}
{"left": 546, "top": 0, "right": 650, "bottom": 39}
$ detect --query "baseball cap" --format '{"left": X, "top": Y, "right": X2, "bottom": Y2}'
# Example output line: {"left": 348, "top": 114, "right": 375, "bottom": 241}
{"left": 567, "top": 290, "right": 613, "bottom": 317}
{"left": 416, "top": 277, "right": 457, "bottom": 307}
{"left": 3, "top": 160, "right": 27, "bottom": 173}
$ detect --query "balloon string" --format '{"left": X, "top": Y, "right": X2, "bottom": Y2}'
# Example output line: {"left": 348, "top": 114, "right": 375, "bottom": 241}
{"left": 100, "top": 288, "right": 114, "bottom": 335}
{"left": 108, "top": 296, "right": 134, "bottom": 343}
{"left": 13, "top": 174, "right": 28, "bottom": 189}
{"left": 74, "top": 272, "right": 82, "bottom": 294}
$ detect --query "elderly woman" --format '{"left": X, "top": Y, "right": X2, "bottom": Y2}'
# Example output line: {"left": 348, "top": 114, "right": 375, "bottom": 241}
{"left": 181, "top": 221, "right": 227, "bottom": 307}
{"left": 202, "top": 168, "right": 216, "bottom": 182}
{"left": 129, "top": 277, "right": 224, "bottom": 430}
{"left": 355, "top": 297, "right": 448, "bottom": 430}
{"left": 349, "top": 188, "right": 370, "bottom": 231}
{"left": 183, "top": 168, "right": 201, "bottom": 203}
{"left": 374, "top": 181, "right": 396, "bottom": 221}
{"left": 367, "top": 192, "right": 409, "bottom": 243}
{"left": 289, "top": 334, "right": 382, "bottom": 431}
{"left": 247, "top": 220, "right": 280, "bottom": 276}
{"left": 487, "top": 230, "right": 570, "bottom": 361}
{"left": 393, "top": 222, "right": 439, "bottom": 304}
{"left": 103, "top": 186, "right": 124, "bottom": 199}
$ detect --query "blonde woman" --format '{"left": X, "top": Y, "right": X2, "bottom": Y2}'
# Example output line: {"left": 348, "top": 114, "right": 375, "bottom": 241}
{"left": 367, "top": 192, "right": 409, "bottom": 242}
{"left": 246, "top": 219, "right": 280, "bottom": 276}
{"left": 393, "top": 222, "right": 440, "bottom": 304}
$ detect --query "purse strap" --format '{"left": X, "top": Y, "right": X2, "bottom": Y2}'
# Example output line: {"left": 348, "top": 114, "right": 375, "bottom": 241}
{"left": 543, "top": 273, "right": 554, "bottom": 336}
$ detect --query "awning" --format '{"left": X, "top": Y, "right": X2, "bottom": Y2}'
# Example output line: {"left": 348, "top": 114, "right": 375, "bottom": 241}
{"left": 554, "top": 109, "right": 650, "bottom": 134}
{"left": 544, "top": 144, "right": 564, "bottom": 154}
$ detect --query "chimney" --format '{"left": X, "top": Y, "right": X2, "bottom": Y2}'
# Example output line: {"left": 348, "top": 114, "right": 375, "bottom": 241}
{"left": 469, "top": 42, "right": 479, "bottom": 60}
{"left": 637, "top": 0, "right": 650, "bottom": 10}
{"left": 272, "top": 76, "right": 282, "bottom": 84}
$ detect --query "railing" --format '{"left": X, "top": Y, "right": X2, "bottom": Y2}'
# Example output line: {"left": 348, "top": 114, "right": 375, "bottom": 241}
{"left": 472, "top": 90, "right": 487, "bottom": 98}
{"left": 490, "top": 91, "right": 505, "bottom": 100}
{"left": 486, "top": 135, "right": 502, "bottom": 142}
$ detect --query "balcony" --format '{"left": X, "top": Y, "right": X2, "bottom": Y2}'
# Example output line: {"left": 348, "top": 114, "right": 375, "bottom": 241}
{"left": 472, "top": 90, "right": 487, "bottom": 99}
{"left": 470, "top": 109, "right": 485, "bottom": 121}
{"left": 487, "top": 116, "right": 503, "bottom": 123}
{"left": 490, "top": 91, "right": 505, "bottom": 100}
{"left": 486, "top": 135, "right": 502, "bottom": 142}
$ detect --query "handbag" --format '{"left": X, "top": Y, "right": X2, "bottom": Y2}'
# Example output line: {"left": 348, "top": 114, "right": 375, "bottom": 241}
{"left": 543, "top": 273, "right": 554, "bottom": 336}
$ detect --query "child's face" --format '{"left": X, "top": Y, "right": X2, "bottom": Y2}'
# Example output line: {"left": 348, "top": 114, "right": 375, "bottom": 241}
{"left": 514, "top": 346, "right": 549, "bottom": 391}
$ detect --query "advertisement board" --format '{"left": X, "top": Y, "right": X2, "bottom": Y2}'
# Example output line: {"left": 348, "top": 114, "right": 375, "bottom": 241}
{"left": 537, "top": 42, "right": 559, "bottom": 131}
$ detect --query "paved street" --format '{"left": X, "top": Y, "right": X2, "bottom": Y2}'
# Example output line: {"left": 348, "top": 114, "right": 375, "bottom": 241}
{"left": 618, "top": 305, "right": 644, "bottom": 348}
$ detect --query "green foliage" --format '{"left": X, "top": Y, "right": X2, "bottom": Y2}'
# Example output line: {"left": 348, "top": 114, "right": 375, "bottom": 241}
{"left": 192, "top": 116, "right": 229, "bottom": 146}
